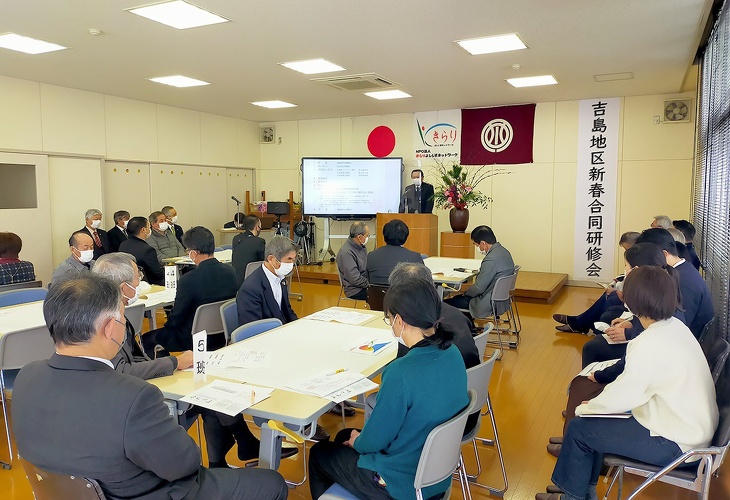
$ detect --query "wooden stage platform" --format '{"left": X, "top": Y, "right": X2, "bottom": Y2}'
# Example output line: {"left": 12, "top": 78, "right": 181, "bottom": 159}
{"left": 296, "top": 262, "right": 568, "bottom": 303}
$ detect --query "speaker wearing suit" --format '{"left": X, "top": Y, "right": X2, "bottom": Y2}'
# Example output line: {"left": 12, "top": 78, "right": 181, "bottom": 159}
{"left": 398, "top": 182, "right": 435, "bottom": 214}
{"left": 232, "top": 229, "right": 266, "bottom": 286}
{"left": 107, "top": 224, "right": 129, "bottom": 252}
{"left": 237, "top": 265, "right": 297, "bottom": 326}
{"left": 119, "top": 235, "right": 166, "bottom": 286}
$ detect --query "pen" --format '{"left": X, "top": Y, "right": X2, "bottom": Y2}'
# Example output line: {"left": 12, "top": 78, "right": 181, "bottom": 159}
{"left": 250, "top": 390, "right": 256, "bottom": 405}
{"left": 327, "top": 368, "right": 347, "bottom": 376}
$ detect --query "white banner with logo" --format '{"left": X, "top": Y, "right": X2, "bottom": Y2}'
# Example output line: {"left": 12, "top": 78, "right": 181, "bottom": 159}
{"left": 573, "top": 98, "right": 620, "bottom": 281}
{"left": 413, "top": 110, "right": 461, "bottom": 166}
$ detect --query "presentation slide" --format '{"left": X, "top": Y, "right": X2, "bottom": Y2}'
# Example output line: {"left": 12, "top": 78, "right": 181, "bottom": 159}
{"left": 302, "top": 157, "right": 402, "bottom": 218}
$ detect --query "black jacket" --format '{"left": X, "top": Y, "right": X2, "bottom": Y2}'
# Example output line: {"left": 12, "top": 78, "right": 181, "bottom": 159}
{"left": 237, "top": 265, "right": 297, "bottom": 326}
{"left": 231, "top": 230, "right": 266, "bottom": 286}
{"left": 107, "top": 225, "right": 129, "bottom": 252}
{"left": 119, "top": 236, "right": 165, "bottom": 285}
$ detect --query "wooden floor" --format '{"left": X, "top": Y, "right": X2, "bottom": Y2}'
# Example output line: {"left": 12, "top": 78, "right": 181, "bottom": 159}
{"left": 2, "top": 284, "right": 729, "bottom": 500}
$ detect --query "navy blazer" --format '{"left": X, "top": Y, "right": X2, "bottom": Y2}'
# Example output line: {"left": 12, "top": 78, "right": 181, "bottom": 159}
{"left": 107, "top": 225, "right": 128, "bottom": 252}
{"left": 675, "top": 260, "right": 714, "bottom": 337}
{"left": 237, "top": 265, "right": 297, "bottom": 326}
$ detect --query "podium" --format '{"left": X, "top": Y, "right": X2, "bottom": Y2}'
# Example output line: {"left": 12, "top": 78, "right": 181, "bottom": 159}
{"left": 376, "top": 213, "right": 438, "bottom": 257}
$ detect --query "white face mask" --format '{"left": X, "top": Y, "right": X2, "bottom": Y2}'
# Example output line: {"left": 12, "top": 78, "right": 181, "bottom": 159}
{"left": 171, "top": 216, "right": 178, "bottom": 224}
{"left": 391, "top": 317, "right": 407, "bottom": 346}
{"left": 90, "top": 219, "right": 102, "bottom": 229}
{"left": 121, "top": 220, "right": 128, "bottom": 229}
{"left": 158, "top": 222, "right": 170, "bottom": 232}
{"left": 479, "top": 248, "right": 487, "bottom": 256}
{"left": 363, "top": 236, "right": 370, "bottom": 246}
{"left": 413, "top": 177, "right": 422, "bottom": 187}
{"left": 77, "top": 249, "right": 94, "bottom": 263}
{"left": 276, "top": 261, "right": 294, "bottom": 277}
{"left": 122, "top": 282, "right": 140, "bottom": 306}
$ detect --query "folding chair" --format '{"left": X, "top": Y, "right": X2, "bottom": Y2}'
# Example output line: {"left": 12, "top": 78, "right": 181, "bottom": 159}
{"left": 366, "top": 284, "right": 389, "bottom": 312}
{"left": 244, "top": 261, "right": 263, "bottom": 280}
{"left": 486, "top": 266, "right": 521, "bottom": 351}
{"left": 472, "top": 323, "right": 494, "bottom": 360}
{"left": 0, "top": 287, "right": 47, "bottom": 307}
{"left": 20, "top": 456, "right": 106, "bottom": 499}
{"left": 335, "top": 265, "right": 361, "bottom": 308}
{"left": 190, "top": 300, "right": 229, "bottom": 349}
{"left": 230, "top": 318, "right": 282, "bottom": 343}
{"left": 219, "top": 299, "right": 239, "bottom": 344}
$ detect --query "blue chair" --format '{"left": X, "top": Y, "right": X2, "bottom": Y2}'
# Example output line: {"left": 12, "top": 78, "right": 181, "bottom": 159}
{"left": 214, "top": 246, "right": 224, "bottom": 252}
{"left": 219, "top": 299, "right": 239, "bottom": 344}
{"left": 0, "top": 288, "right": 47, "bottom": 308}
{"left": 231, "top": 318, "right": 282, "bottom": 343}
{"left": 220, "top": 244, "right": 233, "bottom": 250}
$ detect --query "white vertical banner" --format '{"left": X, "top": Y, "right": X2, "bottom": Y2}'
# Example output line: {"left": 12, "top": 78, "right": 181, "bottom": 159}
{"left": 192, "top": 330, "right": 207, "bottom": 382}
{"left": 573, "top": 98, "right": 620, "bottom": 281}
{"left": 413, "top": 109, "right": 461, "bottom": 166}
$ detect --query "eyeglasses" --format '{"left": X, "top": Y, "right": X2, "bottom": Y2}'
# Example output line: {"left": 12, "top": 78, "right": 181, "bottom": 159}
{"left": 382, "top": 315, "right": 393, "bottom": 326}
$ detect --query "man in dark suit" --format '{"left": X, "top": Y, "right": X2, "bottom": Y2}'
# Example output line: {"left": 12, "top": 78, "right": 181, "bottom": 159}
{"left": 237, "top": 236, "right": 297, "bottom": 326}
{"left": 119, "top": 216, "right": 165, "bottom": 285}
{"left": 232, "top": 214, "right": 266, "bottom": 286}
{"left": 107, "top": 210, "right": 130, "bottom": 252}
{"left": 673, "top": 219, "right": 702, "bottom": 270}
{"left": 144, "top": 226, "right": 239, "bottom": 354}
{"left": 162, "top": 205, "right": 185, "bottom": 245}
{"left": 224, "top": 212, "right": 246, "bottom": 229}
{"left": 366, "top": 219, "right": 424, "bottom": 285}
{"left": 79, "top": 208, "right": 112, "bottom": 260}
{"left": 398, "top": 169, "right": 435, "bottom": 214}
{"left": 11, "top": 274, "right": 288, "bottom": 500}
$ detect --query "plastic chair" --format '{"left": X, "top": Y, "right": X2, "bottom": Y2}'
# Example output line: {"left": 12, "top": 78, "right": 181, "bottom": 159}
{"left": 458, "top": 350, "right": 508, "bottom": 498}
{"left": 244, "top": 261, "right": 263, "bottom": 280}
{"left": 20, "top": 456, "right": 106, "bottom": 499}
{"left": 335, "top": 265, "right": 361, "bottom": 308}
{"left": 486, "top": 265, "right": 521, "bottom": 351}
{"left": 366, "top": 284, "right": 389, "bottom": 312}
{"left": 0, "top": 287, "right": 48, "bottom": 307}
{"left": 219, "top": 299, "right": 239, "bottom": 344}
{"left": 472, "top": 323, "right": 494, "bottom": 360}
{"left": 123, "top": 302, "right": 145, "bottom": 337}
{"left": 231, "top": 318, "right": 282, "bottom": 343}
{"left": 190, "top": 300, "right": 229, "bottom": 347}
{"left": 0, "top": 325, "right": 56, "bottom": 469}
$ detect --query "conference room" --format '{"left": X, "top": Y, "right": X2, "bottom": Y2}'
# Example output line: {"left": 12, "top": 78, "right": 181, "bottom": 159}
{"left": 1, "top": 1, "right": 729, "bottom": 499}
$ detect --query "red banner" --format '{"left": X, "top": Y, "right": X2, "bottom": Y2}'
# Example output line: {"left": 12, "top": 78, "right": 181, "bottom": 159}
{"left": 460, "top": 104, "right": 536, "bottom": 165}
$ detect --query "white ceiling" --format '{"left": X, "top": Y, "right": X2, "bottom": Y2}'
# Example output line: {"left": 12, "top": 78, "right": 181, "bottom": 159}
{"left": 0, "top": 0, "right": 711, "bottom": 122}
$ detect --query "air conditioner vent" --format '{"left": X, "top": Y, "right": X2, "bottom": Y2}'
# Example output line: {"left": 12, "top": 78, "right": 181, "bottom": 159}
{"left": 311, "top": 73, "right": 400, "bottom": 91}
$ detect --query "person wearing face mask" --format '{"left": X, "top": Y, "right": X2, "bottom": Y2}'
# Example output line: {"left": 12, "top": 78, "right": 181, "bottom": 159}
{"left": 162, "top": 205, "right": 185, "bottom": 245}
{"left": 50, "top": 231, "right": 96, "bottom": 289}
{"left": 335, "top": 221, "right": 370, "bottom": 300}
{"left": 147, "top": 211, "right": 186, "bottom": 263}
{"left": 309, "top": 278, "right": 468, "bottom": 500}
{"left": 444, "top": 225, "right": 515, "bottom": 320}
{"left": 398, "top": 168, "right": 435, "bottom": 214}
{"left": 119, "top": 217, "right": 166, "bottom": 286}
{"left": 79, "top": 208, "right": 112, "bottom": 260}
{"left": 107, "top": 210, "right": 130, "bottom": 252}
{"left": 231, "top": 215, "right": 266, "bottom": 286}
{"left": 144, "top": 226, "right": 239, "bottom": 354}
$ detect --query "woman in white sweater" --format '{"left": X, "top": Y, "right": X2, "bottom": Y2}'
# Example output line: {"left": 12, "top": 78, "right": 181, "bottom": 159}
{"left": 536, "top": 266, "right": 718, "bottom": 500}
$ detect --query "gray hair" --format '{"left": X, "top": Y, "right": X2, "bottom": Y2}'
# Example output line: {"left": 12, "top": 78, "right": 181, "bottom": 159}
{"left": 44, "top": 275, "right": 122, "bottom": 347}
{"left": 653, "top": 215, "right": 672, "bottom": 229}
{"left": 85, "top": 208, "right": 102, "bottom": 220}
{"left": 349, "top": 221, "right": 367, "bottom": 239}
{"left": 92, "top": 252, "right": 137, "bottom": 285}
{"left": 161, "top": 206, "right": 175, "bottom": 217}
{"left": 389, "top": 262, "right": 434, "bottom": 286}
{"left": 666, "top": 227, "right": 686, "bottom": 245}
{"left": 264, "top": 236, "right": 297, "bottom": 261}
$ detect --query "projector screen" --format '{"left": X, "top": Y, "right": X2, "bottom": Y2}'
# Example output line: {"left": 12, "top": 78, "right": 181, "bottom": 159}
{"left": 301, "top": 157, "right": 402, "bottom": 218}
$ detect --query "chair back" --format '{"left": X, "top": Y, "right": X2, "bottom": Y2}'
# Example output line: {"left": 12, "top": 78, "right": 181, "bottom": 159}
{"left": 244, "top": 261, "right": 263, "bottom": 280}
{"left": 697, "top": 318, "right": 715, "bottom": 344}
{"left": 0, "top": 325, "right": 55, "bottom": 371}
{"left": 414, "top": 389, "right": 478, "bottom": 494}
{"left": 510, "top": 265, "right": 521, "bottom": 292}
{"left": 20, "top": 457, "right": 106, "bottom": 499}
{"left": 231, "top": 318, "right": 282, "bottom": 343}
{"left": 465, "top": 350, "right": 500, "bottom": 428}
{"left": 490, "top": 273, "right": 514, "bottom": 303}
{"left": 0, "top": 280, "right": 42, "bottom": 293}
{"left": 123, "top": 302, "right": 145, "bottom": 335}
{"left": 219, "top": 299, "right": 239, "bottom": 343}
{"left": 703, "top": 337, "right": 730, "bottom": 384}
{"left": 472, "top": 323, "right": 494, "bottom": 360}
{"left": 709, "top": 366, "right": 730, "bottom": 474}
{"left": 366, "top": 285, "right": 389, "bottom": 311}
{"left": 190, "top": 300, "right": 229, "bottom": 338}
{"left": 0, "top": 288, "right": 48, "bottom": 308}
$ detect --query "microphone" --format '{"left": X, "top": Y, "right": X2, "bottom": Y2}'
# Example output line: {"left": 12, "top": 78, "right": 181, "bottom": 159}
{"left": 231, "top": 196, "right": 241, "bottom": 203}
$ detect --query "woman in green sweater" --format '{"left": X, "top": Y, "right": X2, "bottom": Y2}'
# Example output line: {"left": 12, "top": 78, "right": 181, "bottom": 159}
{"left": 309, "top": 276, "right": 469, "bottom": 500}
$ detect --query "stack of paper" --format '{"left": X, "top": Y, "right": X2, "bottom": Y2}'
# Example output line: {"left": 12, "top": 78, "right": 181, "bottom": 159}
{"left": 286, "top": 370, "right": 378, "bottom": 403}
{"left": 306, "top": 309, "right": 374, "bottom": 325}
{"left": 207, "top": 349, "right": 272, "bottom": 370}
{"left": 181, "top": 380, "right": 273, "bottom": 416}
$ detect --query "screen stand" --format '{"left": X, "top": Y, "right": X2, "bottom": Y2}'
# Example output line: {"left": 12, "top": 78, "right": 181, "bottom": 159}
{"left": 320, "top": 219, "right": 337, "bottom": 262}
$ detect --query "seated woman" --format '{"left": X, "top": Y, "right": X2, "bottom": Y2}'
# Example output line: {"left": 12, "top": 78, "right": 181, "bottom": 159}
{"left": 308, "top": 278, "right": 468, "bottom": 500}
{"left": 536, "top": 266, "right": 718, "bottom": 500}
{"left": 0, "top": 232, "right": 35, "bottom": 285}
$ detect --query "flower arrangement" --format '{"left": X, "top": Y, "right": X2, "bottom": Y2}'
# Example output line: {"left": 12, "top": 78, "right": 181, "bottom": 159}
{"left": 432, "top": 163, "right": 497, "bottom": 210}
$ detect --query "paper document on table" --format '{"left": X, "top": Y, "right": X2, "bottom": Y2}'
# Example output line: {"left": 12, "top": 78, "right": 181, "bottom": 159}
{"left": 180, "top": 380, "right": 272, "bottom": 416}
{"left": 430, "top": 268, "right": 472, "bottom": 279}
{"left": 286, "top": 370, "right": 366, "bottom": 398}
{"left": 323, "top": 378, "right": 379, "bottom": 403}
{"left": 602, "top": 333, "right": 628, "bottom": 345}
{"left": 344, "top": 337, "right": 395, "bottom": 356}
{"left": 140, "top": 289, "right": 177, "bottom": 307}
{"left": 577, "top": 359, "right": 620, "bottom": 377}
{"left": 306, "top": 309, "right": 374, "bottom": 325}
{"left": 207, "top": 349, "right": 272, "bottom": 370}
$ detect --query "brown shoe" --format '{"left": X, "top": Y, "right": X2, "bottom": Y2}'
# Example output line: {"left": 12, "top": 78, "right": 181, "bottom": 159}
{"left": 535, "top": 493, "right": 562, "bottom": 500}
{"left": 547, "top": 443, "right": 561, "bottom": 457}
{"left": 546, "top": 485, "right": 564, "bottom": 494}
{"left": 548, "top": 436, "right": 563, "bottom": 445}
{"left": 552, "top": 314, "right": 569, "bottom": 325}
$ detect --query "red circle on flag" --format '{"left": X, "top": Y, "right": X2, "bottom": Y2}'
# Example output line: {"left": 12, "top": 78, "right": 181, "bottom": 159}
{"left": 367, "top": 126, "right": 396, "bottom": 157}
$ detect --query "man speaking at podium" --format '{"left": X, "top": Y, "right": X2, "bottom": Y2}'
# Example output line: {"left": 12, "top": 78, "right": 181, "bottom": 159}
{"left": 399, "top": 169, "right": 434, "bottom": 214}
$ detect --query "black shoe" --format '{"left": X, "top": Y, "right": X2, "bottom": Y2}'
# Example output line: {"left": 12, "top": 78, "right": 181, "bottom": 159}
{"left": 304, "top": 424, "right": 330, "bottom": 441}
{"left": 329, "top": 402, "right": 356, "bottom": 417}
{"left": 242, "top": 447, "right": 299, "bottom": 468}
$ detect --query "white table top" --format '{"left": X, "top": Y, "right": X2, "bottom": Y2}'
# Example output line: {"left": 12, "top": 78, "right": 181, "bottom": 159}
{"left": 0, "top": 301, "right": 45, "bottom": 335}
{"left": 424, "top": 256, "right": 482, "bottom": 285}
{"left": 164, "top": 249, "right": 233, "bottom": 265}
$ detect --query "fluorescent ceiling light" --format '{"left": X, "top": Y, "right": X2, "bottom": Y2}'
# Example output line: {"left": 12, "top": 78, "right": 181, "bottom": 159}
{"left": 456, "top": 33, "right": 527, "bottom": 55}
{"left": 280, "top": 58, "right": 345, "bottom": 75}
{"left": 506, "top": 75, "right": 558, "bottom": 88}
{"left": 364, "top": 90, "right": 412, "bottom": 100}
{"left": 148, "top": 75, "right": 210, "bottom": 87}
{"left": 594, "top": 72, "right": 634, "bottom": 82}
{"left": 0, "top": 33, "right": 67, "bottom": 54}
{"left": 127, "top": 1, "right": 230, "bottom": 30}
{"left": 251, "top": 100, "right": 297, "bottom": 109}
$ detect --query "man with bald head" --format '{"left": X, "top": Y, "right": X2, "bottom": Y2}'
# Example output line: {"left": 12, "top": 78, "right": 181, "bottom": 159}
{"left": 50, "top": 231, "right": 96, "bottom": 289}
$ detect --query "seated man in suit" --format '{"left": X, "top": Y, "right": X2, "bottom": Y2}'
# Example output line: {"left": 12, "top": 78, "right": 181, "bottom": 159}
{"left": 398, "top": 168, "right": 435, "bottom": 214}
{"left": 366, "top": 219, "right": 423, "bottom": 285}
{"left": 148, "top": 211, "right": 186, "bottom": 262}
{"left": 335, "top": 222, "right": 369, "bottom": 300}
{"left": 79, "top": 208, "right": 112, "bottom": 260}
{"left": 119, "top": 217, "right": 165, "bottom": 285}
{"left": 224, "top": 212, "right": 246, "bottom": 229}
{"left": 237, "top": 236, "right": 297, "bottom": 326}
{"left": 144, "top": 226, "right": 239, "bottom": 354}
{"left": 12, "top": 274, "right": 288, "bottom": 500}
{"left": 107, "top": 210, "right": 130, "bottom": 252}
{"left": 232, "top": 215, "right": 266, "bottom": 286}
{"left": 673, "top": 219, "right": 701, "bottom": 270}
{"left": 0, "top": 232, "right": 35, "bottom": 285}
{"left": 50, "top": 231, "right": 95, "bottom": 289}
{"left": 444, "top": 225, "right": 515, "bottom": 319}
{"left": 162, "top": 205, "right": 185, "bottom": 245}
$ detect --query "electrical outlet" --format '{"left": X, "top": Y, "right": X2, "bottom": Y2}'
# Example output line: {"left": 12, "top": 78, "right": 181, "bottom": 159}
{"left": 653, "top": 115, "right": 660, "bottom": 125}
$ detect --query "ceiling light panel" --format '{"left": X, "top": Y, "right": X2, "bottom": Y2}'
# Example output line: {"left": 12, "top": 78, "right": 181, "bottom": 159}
{"left": 251, "top": 101, "right": 297, "bottom": 109}
{"left": 456, "top": 33, "right": 527, "bottom": 55}
{"left": 127, "top": 1, "right": 230, "bottom": 29}
{"left": 0, "top": 33, "right": 67, "bottom": 54}
{"left": 148, "top": 75, "right": 210, "bottom": 87}
{"left": 280, "top": 58, "right": 345, "bottom": 75}
{"left": 506, "top": 75, "right": 558, "bottom": 88}
{"left": 364, "top": 90, "right": 412, "bottom": 100}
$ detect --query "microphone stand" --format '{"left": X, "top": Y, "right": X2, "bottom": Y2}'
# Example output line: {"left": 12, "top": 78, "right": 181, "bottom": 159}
{"left": 233, "top": 199, "right": 241, "bottom": 229}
